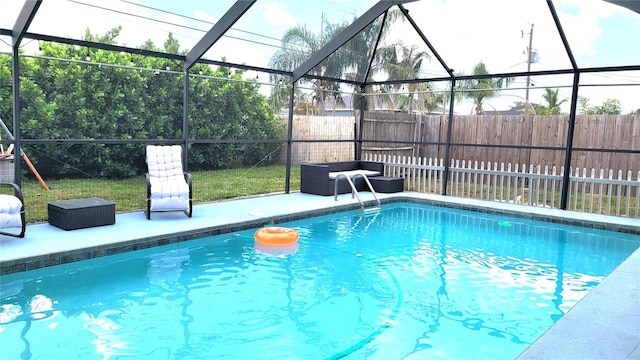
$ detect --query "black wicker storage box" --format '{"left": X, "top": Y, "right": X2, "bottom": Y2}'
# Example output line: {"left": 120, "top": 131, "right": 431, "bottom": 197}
{"left": 0, "top": 155, "right": 15, "bottom": 182}
{"left": 369, "top": 176, "right": 404, "bottom": 193}
{"left": 48, "top": 197, "right": 115, "bottom": 230}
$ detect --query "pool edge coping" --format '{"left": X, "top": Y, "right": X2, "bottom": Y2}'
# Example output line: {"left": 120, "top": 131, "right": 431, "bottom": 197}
{"left": 1, "top": 192, "right": 638, "bottom": 275}
{"left": 1, "top": 191, "right": 638, "bottom": 359}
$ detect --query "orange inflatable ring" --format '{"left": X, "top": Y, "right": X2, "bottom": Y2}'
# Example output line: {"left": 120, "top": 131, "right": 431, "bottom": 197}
{"left": 254, "top": 226, "right": 299, "bottom": 246}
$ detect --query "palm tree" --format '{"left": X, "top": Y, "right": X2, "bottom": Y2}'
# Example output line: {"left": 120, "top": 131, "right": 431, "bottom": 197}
{"left": 269, "top": 10, "right": 404, "bottom": 114}
{"left": 343, "top": 10, "right": 403, "bottom": 82}
{"left": 269, "top": 22, "right": 348, "bottom": 115}
{"left": 456, "top": 62, "right": 512, "bottom": 115}
{"left": 540, "top": 88, "right": 567, "bottom": 115}
{"left": 375, "top": 43, "right": 436, "bottom": 114}
{"left": 376, "top": 43, "right": 437, "bottom": 157}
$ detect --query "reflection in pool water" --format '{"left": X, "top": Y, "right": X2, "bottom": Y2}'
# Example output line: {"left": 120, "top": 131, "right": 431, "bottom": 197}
{"left": 1, "top": 203, "right": 638, "bottom": 359}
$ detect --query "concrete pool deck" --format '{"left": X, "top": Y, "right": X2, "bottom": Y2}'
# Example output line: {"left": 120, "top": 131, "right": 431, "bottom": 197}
{"left": 1, "top": 191, "right": 638, "bottom": 359}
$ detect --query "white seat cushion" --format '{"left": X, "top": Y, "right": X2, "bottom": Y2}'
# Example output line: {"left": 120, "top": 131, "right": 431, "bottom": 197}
{"left": 329, "top": 169, "right": 381, "bottom": 179}
{"left": 148, "top": 175, "right": 190, "bottom": 211}
{"left": 146, "top": 145, "right": 185, "bottom": 178}
{"left": 0, "top": 194, "right": 23, "bottom": 228}
{"left": 146, "top": 145, "right": 190, "bottom": 213}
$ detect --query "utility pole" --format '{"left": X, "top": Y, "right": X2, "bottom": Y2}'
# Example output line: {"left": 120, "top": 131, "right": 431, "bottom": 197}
{"left": 524, "top": 23, "right": 534, "bottom": 114}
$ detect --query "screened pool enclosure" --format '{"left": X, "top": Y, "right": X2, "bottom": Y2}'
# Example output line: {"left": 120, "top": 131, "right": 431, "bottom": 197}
{"left": 1, "top": 0, "right": 639, "bottom": 222}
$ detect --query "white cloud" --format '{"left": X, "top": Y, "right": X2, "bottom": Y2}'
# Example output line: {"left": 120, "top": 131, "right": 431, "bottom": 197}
{"left": 193, "top": 10, "right": 216, "bottom": 24}
{"left": 552, "top": 0, "right": 615, "bottom": 57}
{"left": 3, "top": 0, "right": 636, "bottom": 112}
{"left": 259, "top": 2, "right": 297, "bottom": 28}
{"left": 1, "top": 1, "right": 200, "bottom": 54}
{"left": 380, "top": 0, "right": 638, "bottom": 112}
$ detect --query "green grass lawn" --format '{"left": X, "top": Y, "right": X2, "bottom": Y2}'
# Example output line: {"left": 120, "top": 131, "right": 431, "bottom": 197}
{"left": 9, "top": 164, "right": 636, "bottom": 224}
{"left": 16, "top": 165, "right": 301, "bottom": 223}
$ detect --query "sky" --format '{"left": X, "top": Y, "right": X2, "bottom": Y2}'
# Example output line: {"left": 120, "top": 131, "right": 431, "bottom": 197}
{"left": 1, "top": 0, "right": 639, "bottom": 113}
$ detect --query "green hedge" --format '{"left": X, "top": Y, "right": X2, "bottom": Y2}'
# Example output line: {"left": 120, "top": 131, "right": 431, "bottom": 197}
{"left": 0, "top": 28, "right": 284, "bottom": 179}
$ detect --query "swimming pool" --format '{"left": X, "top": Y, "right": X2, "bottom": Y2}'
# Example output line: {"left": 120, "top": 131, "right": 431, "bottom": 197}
{"left": 1, "top": 202, "right": 638, "bottom": 359}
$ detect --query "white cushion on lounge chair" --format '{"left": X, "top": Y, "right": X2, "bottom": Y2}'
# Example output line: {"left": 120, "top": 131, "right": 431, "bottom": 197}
{"left": 148, "top": 175, "right": 190, "bottom": 211}
{"left": 147, "top": 145, "right": 185, "bottom": 178}
{"left": 0, "top": 194, "right": 23, "bottom": 228}
{"left": 329, "top": 169, "right": 381, "bottom": 179}
{"left": 146, "top": 145, "right": 192, "bottom": 218}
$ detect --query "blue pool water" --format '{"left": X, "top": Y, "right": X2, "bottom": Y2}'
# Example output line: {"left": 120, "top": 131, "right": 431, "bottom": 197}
{"left": 1, "top": 202, "right": 638, "bottom": 359}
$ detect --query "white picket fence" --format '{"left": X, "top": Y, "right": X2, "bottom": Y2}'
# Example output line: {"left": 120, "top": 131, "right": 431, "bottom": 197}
{"left": 363, "top": 153, "right": 640, "bottom": 218}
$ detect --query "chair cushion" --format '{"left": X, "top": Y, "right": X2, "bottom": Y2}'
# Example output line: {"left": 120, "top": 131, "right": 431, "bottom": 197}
{"left": 0, "top": 194, "right": 23, "bottom": 228}
{"left": 148, "top": 175, "right": 190, "bottom": 211}
{"left": 328, "top": 169, "right": 381, "bottom": 179}
{"left": 146, "top": 145, "right": 184, "bottom": 178}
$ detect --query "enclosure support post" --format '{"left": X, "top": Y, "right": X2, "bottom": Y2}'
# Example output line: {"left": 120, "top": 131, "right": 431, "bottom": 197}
{"left": 560, "top": 72, "right": 580, "bottom": 210}
{"left": 356, "top": 85, "right": 366, "bottom": 160}
{"left": 182, "top": 71, "right": 190, "bottom": 170}
{"left": 11, "top": 48, "right": 22, "bottom": 187}
{"left": 284, "top": 78, "right": 295, "bottom": 194}
{"left": 547, "top": 0, "right": 579, "bottom": 211}
{"left": 442, "top": 79, "right": 457, "bottom": 196}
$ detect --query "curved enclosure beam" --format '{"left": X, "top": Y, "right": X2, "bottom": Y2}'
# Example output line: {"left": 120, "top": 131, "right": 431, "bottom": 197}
{"left": 184, "top": 0, "right": 257, "bottom": 70}
{"left": 12, "top": 0, "right": 41, "bottom": 47}
{"left": 604, "top": 0, "right": 640, "bottom": 13}
{"left": 292, "top": 0, "right": 418, "bottom": 83}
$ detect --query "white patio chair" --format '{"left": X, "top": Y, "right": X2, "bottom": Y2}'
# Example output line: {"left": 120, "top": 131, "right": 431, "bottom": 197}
{"left": 0, "top": 182, "right": 26, "bottom": 237}
{"left": 145, "top": 145, "right": 192, "bottom": 220}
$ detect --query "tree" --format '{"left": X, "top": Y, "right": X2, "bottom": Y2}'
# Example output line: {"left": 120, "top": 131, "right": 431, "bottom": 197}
{"left": 189, "top": 62, "right": 284, "bottom": 169}
{"left": 375, "top": 43, "right": 435, "bottom": 114}
{"left": 539, "top": 88, "right": 567, "bottom": 115}
{"left": 1, "top": 28, "right": 282, "bottom": 179}
{"left": 579, "top": 97, "right": 621, "bottom": 115}
{"left": 374, "top": 43, "right": 435, "bottom": 157}
{"left": 342, "top": 10, "right": 403, "bottom": 112}
{"left": 269, "top": 10, "right": 403, "bottom": 115}
{"left": 456, "top": 62, "right": 512, "bottom": 115}
{"left": 343, "top": 10, "right": 403, "bottom": 84}
{"left": 268, "top": 22, "right": 349, "bottom": 115}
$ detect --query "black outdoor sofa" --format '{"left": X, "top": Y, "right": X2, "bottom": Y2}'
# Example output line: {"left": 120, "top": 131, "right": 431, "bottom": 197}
{"left": 300, "top": 161, "right": 403, "bottom": 196}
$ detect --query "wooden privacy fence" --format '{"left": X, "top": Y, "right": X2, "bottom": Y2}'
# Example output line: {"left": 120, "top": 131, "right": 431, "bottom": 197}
{"left": 360, "top": 112, "right": 639, "bottom": 176}
{"left": 363, "top": 153, "right": 640, "bottom": 219}
{"left": 286, "top": 113, "right": 638, "bottom": 174}
{"left": 287, "top": 115, "right": 355, "bottom": 164}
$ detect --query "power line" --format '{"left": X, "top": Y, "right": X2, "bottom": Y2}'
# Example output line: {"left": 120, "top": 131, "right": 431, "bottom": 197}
{"left": 68, "top": 0, "right": 310, "bottom": 55}
{"left": 118, "top": 0, "right": 285, "bottom": 45}
{"left": 69, "top": 0, "right": 205, "bottom": 34}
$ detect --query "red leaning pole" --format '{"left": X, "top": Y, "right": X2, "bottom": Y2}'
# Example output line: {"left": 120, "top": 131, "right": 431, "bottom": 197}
{"left": 0, "top": 118, "right": 50, "bottom": 190}
{"left": 22, "top": 151, "right": 49, "bottom": 191}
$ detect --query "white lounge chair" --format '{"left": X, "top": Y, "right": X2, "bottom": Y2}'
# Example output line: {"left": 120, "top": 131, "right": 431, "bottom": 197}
{"left": 145, "top": 145, "right": 192, "bottom": 220}
{"left": 0, "top": 182, "right": 26, "bottom": 237}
